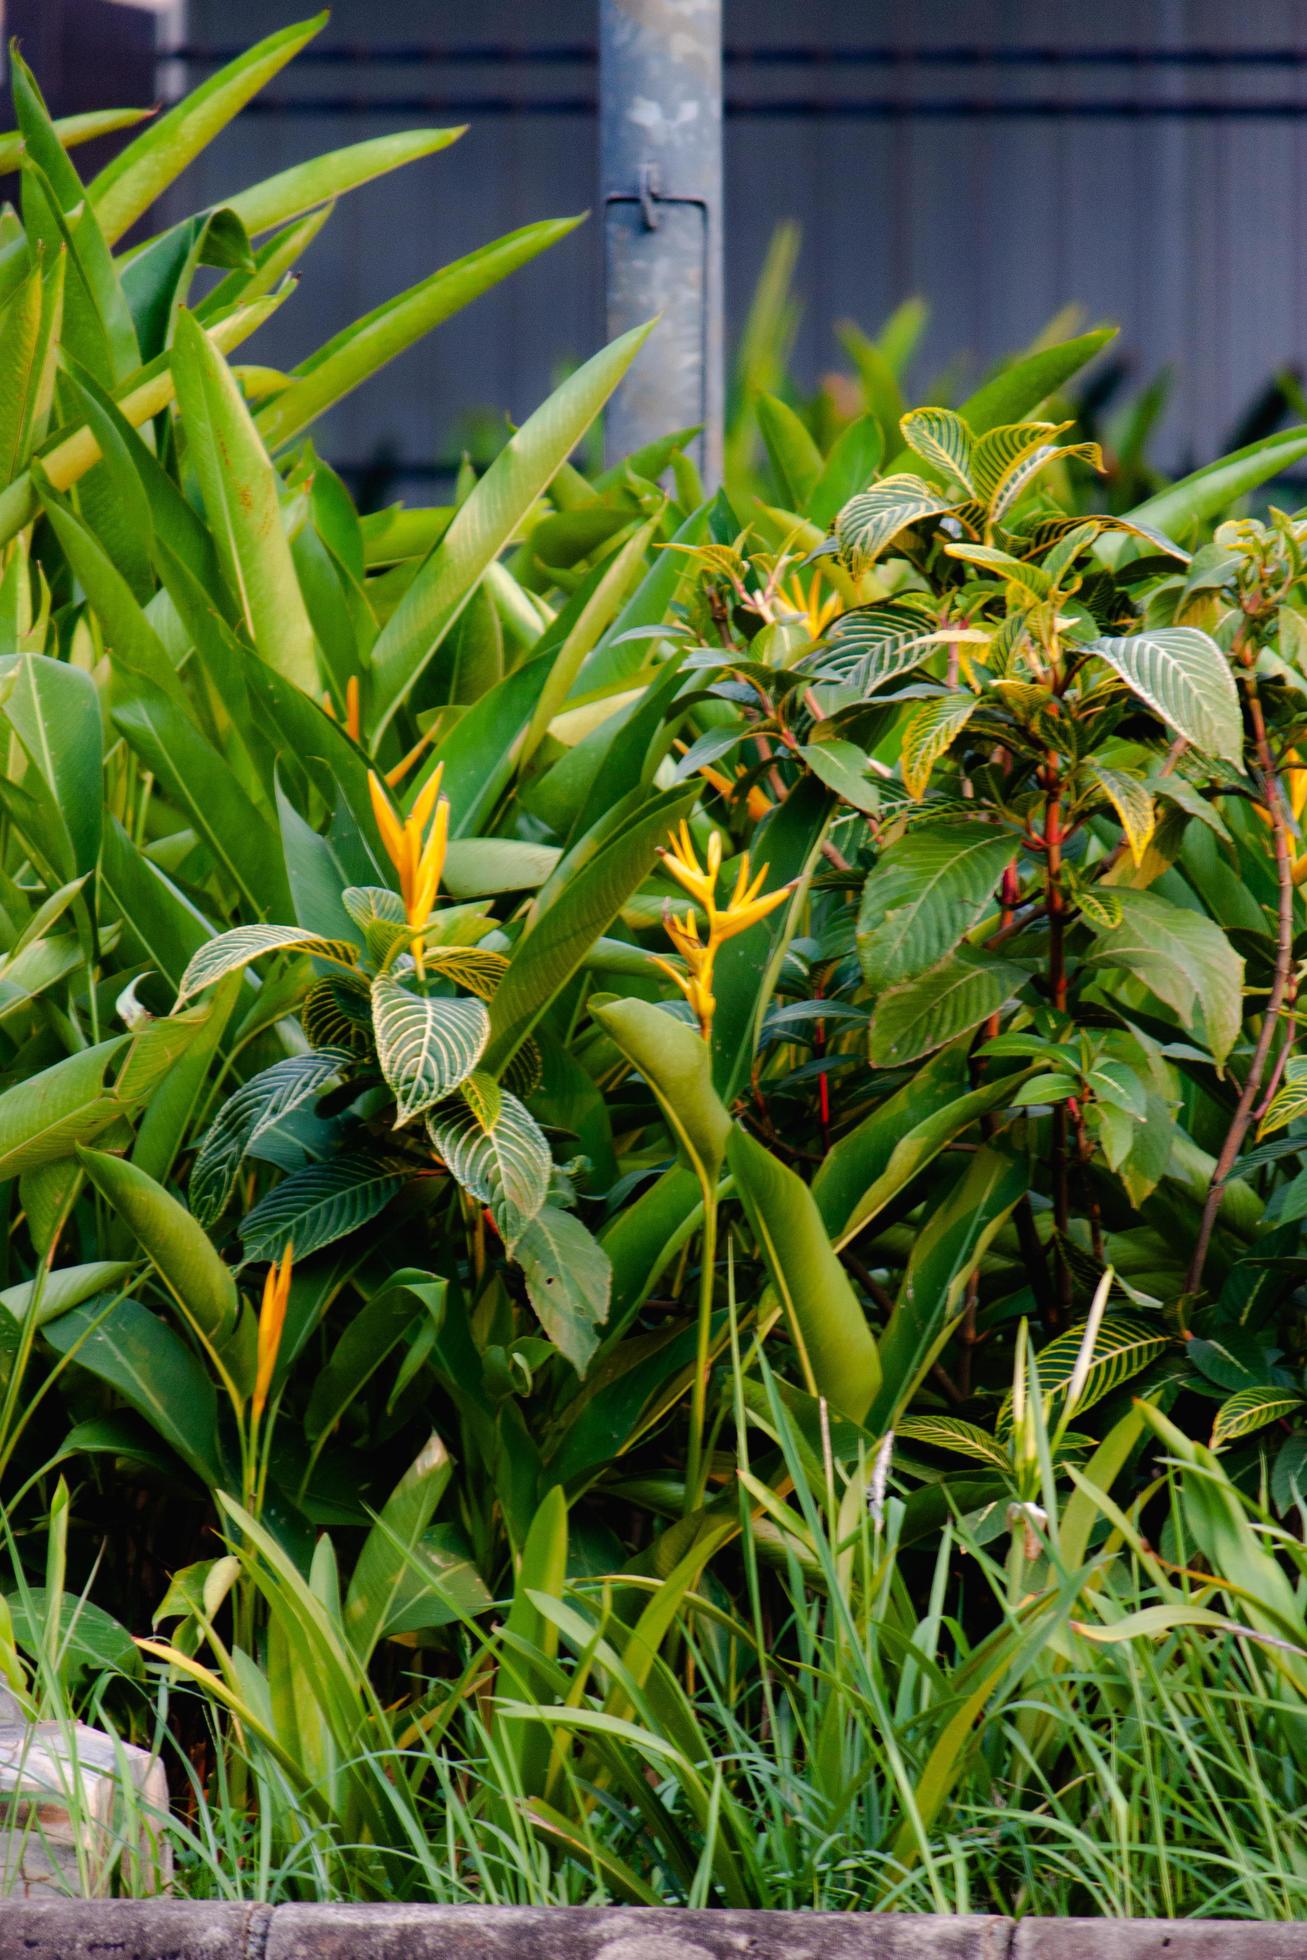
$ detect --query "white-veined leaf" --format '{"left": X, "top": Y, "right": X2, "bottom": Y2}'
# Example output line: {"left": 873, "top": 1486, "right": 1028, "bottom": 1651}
{"left": 896, "top": 1415, "right": 1010, "bottom": 1470}
{"left": 176, "top": 925, "right": 359, "bottom": 1004}
{"left": 372, "top": 975, "right": 489, "bottom": 1125}
{"left": 901, "top": 693, "right": 979, "bottom": 799}
{"left": 189, "top": 1048, "right": 350, "bottom": 1228}
{"left": 899, "top": 407, "right": 973, "bottom": 493}
{"left": 998, "top": 1313, "right": 1168, "bottom": 1435}
{"left": 834, "top": 473, "right": 958, "bottom": 574}
{"left": 811, "top": 595, "right": 945, "bottom": 695}
{"left": 427, "top": 1071, "right": 550, "bottom": 1250}
{"left": 239, "top": 1154, "right": 407, "bottom": 1264}
{"left": 1211, "top": 1387, "right": 1305, "bottom": 1451}
{"left": 1088, "top": 628, "right": 1243, "bottom": 767}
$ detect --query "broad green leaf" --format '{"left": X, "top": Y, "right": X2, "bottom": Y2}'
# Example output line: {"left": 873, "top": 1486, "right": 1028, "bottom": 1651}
{"left": 727, "top": 1127, "right": 881, "bottom": 1423}
{"left": 1103, "top": 427, "right": 1307, "bottom": 568}
{"left": 835, "top": 473, "right": 956, "bottom": 574}
{"left": 258, "top": 216, "right": 581, "bottom": 453}
{"left": 427, "top": 1075, "right": 550, "bottom": 1249}
{"left": 304, "top": 1271, "right": 445, "bottom": 1444}
{"left": 811, "top": 1043, "right": 969, "bottom": 1240}
{"left": 857, "top": 821, "right": 1015, "bottom": 990}
{"left": 0, "top": 650, "right": 102, "bottom": 881}
{"left": 0, "top": 1261, "right": 131, "bottom": 1331}
{"left": 369, "top": 1524, "right": 492, "bottom": 1643}
{"left": 89, "top": 15, "right": 328, "bottom": 245}
{"left": 869, "top": 1146, "right": 1026, "bottom": 1429}
{"left": 1089, "top": 628, "right": 1243, "bottom": 767}
{"left": 239, "top": 1155, "right": 408, "bottom": 1265}
{"left": 0, "top": 1036, "right": 127, "bottom": 1179}
{"left": 1086, "top": 888, "right": 1243, "bottom": 1067}
{"left": 807, "top": 414, "right": 884, "bottom": 527}
{"left": 176, "top": 925, "right": 359, "bottom": 1005}
{"left": 370, "top": 320, "right": 655, "bottom": 734}
{"left": 757, "top": 393, "right": 824, "bottom": 508}
{"left": 170, "top": 307, "right": 319, "bottom": 694}
{"left": 591, "top": 995, "right": 731, "bottom": 1191}
{"left": 75, "top": 1146, "right": 238, "bottom": 1345}
{"left": 345, "top": 1434, "right": 453, "bottom": 1665}
{"left": 867, "top": 948, "right": 1027, "bottom": 1068}
{"left": 45, "top": 1295, "right": 220, "bottom": 1484}
{"left": 514, "top": 1206, "right": 611, "bottom": 1376}
{"left": 1211, "top": 1387, "right": 1305, "bottom": 1451}
{"left": 901, "top": 693, "right": 979, "bottom": 799}
{"left": 190, "top": 1049, "right": 350, "bottom": 1228}
{"left": 372, "top": 977, "right": 490, "bottom": 1124}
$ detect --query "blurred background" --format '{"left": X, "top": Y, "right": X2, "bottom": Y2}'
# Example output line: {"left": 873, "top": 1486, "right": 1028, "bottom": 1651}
{"left": 11, "top": 0, "right": 1307, "bottom": 507}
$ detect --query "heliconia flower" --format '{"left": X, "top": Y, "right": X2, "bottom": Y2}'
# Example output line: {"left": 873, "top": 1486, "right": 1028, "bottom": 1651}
{"left": 783, "top": 570, "right": 842, "bottom": 638}
{"left": 252, "top": 1242, "right": 293, "bottom": 1423}
{"left": 368, "top": 765, "right": 449, "bottom": 978}
{"left": 655, "top": 825, "right": 790, "bottom": 1041}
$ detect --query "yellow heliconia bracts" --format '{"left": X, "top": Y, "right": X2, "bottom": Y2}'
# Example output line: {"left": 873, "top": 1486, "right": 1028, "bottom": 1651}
{"left": 252, "top": 1241, "right": 293, "bottom": 1424}
{"left": 322, "top": 674, "right": 362, "bottom": 743}
{"left": 368, "top": 764, "right": 450, "bottom": 977}
{"left": 654, "top": 822, "right": 790, "bottom": 1041}
{"left": 783, "top": 569, "right": 842, "bottom": 638}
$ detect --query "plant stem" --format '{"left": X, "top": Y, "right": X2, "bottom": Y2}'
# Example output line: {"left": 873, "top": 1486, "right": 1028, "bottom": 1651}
{"left": 1187, "top": 673, "right": 1295, "bottom": 1296}
{"left": 684, "top": 1185, "right": 718, "bottom": 1514}
{"left": 1044, "top": 754, "right": 1071, "bottom": 1326}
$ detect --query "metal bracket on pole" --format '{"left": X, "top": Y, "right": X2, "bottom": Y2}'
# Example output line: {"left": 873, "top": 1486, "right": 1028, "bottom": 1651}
{"left": 599, "top": 0, "right": 724, "bottom": 486}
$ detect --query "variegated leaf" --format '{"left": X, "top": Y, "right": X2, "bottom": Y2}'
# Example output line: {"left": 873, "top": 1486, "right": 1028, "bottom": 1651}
{"left": 1085, "top": 763, "right": 1156, "bottom": 866}
{"left": 302, "top": 975, "right": 374, "bottom": 1057}
{"left": 1257, "top": 1057, "right": 1307, "bottom": 1139}
{"left": 998, "top": 1314, "right": 1169, "bottom": 1435}
{"left": 896, "top": 1415, "right": 1010, "bottom": 1471}
{"left": 990, "top": 441, "right": 1103, "bottom": 524}
{"left": 342, "top": 885, "right": 406, "bottom": 963}
{"left": 189, "top": 1047, "right": 350, "bottom": 1228}
{"left": 970, "top": 420, "right": 1065, "bottom": 506}
{"left": 176, "top": 925, "right": 359, "bottom": 1004}
{"left": 901, "top": 693, "right": 979, "bottom": 799}
{"left": 1072, "top": 881, "right": 1123, "bottom": 931}
{"left": 1211, "top": 1386, "right": 1305, "bottom": 1450}
{"left": 834, "top": 473, "right": 957, "bottom": 574}
{"left": 239, "top": 1154, "right": 407, "bottom": 1265}
{"left": 427, "top": 1070, "right": 551, "bottom": 1250}
{"left": 372, "top": 975, "right": 489, "bottom": 1125}
{"left": 811, "top": 596, "right": 947, "bottom": 696}
{"left": 422, "top": 946, "right": 509, "bottom": 1002}
{"left": 1088, "top": 629, "right": 1243, "bottom": 767}
{"left": 899, "top": 407, "right": 974, "bottom": 493}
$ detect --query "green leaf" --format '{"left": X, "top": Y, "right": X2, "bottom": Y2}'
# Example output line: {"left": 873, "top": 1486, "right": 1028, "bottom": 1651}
{"left": 901, "top": 693, "right": 980, "bottom": 799}
{"left": 202, "top": 127, "right": 465, "bottom": 241}
{"left": 0, "top": 260, "right": 53, "bottom": 486}
{"left": 0, "top": 1261, "right": 132, "bottom": 1331}
{"left": 814, "top": 596, "right": 943, "bottom": 695}
{"left": 1086, "top": 888, "right": 1243, "bottom": 1067}
{"left": 0, "top": 1036, "right": 128, "bottom": 1179}
{"left": 868, "top": 948, "right": 1027, "bottom": 1068}
{"left": 1088, "top": 628, "right": 1243, "bottom": 767}
{"left": 239, "top": 1155, "right": 408, "bottom": 1265}
{"left": 170, "top": 307, "right": 319, "bottom": 694}
{"left": 304, "top": 1270, "right": 445, "bottom": 1444}
{"left": 257, "top": 216, "right": 581, "bottom": 453}
{"left": 807, "top": 414, "right": 884, "bottom": 527}
{"left": 190, "top": 1049, "right": 349, "bottom": 1228}
{"left": 176, "top": 925, "right": 360, "bottom": 1005}
{"left": 75, "top": 1146, "right": 238, "bottom": 1345}
{"left": 757, "top": 393, "right": 824, "bottom": 508}
{"left": 896, "top": 1415, "right": 1010, "bottom": 1470}
{"left": 7, "top": 1588, "right": 138, "bottom": 1681}
{"left": 0, "top": 108, "right": 151, "bottom": 181}
{"left": 953, "top": 328, "right": 1116, "bottom": 443}
{"left": 1258, "top": 1059, "right": 1307, "bottom": 1139}
{"left": 372, "top": 977, "right": 490, "bottom": 1124}
{"left": 1084, "top": 762, "right": 1156, "bottom": 865}
{"left": 835, "top": 473, "right": 957, "bottom": 574}
{"left": 1211, "top": 1387, "right": 1305, "bottom": 1451}
{"left": 427, "top": 1073, "right": 551, "bottom": 1248}
{"left": 590, "top": 996, "right": 730, "bottom": 1191}
{"left": 1001, "top": 1315, "right": 1168, "bottom": 1434}
{"left": 89, "top": 14, "right": 329, "bottom": 245}
{"left": 345, "top": 1434, "right": 454, "bottom": 1665}
{"left": 514, "top": 1206, "right": 611, "bottom": 1376}
{"left": 44, "top": 1294, "right": 220, "bottom": 1485}
{"left": 1104, "top": 427, "right": 1307, "bottom": 568}
{"left": 900, "top": 407, "right": 973, "bottom": 492}
{"left": 0, "top": 650, "right": 102, "bottom": 882}
{"left": 869, "top": 1146, "right": 1027, "bottom": 1429}
{"left": 370, "top": 320, "right": 655, "bottom": 734}
{"left": 857, "top": 821, "right": 1015, "bottom": 990}
{"left": 727, "top": 1127, "right": 881, "bottom": 1423}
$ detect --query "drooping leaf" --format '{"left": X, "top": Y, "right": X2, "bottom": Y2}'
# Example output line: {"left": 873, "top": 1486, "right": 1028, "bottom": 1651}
{"left": 1211, "top": 1387, "right": 1305, "bottom": 1451}
{"left": 427, "top": 1073, "right": 551, "bottom": 1248}
{"left": 514, "top": 1206, "right": 611, "bottom": 1375}
{"left": 835, "top": 473, "right": 958, "bottom": 574}
{"left": 1085, "top": 762, "right": 1156, "bottom": 866}
{"left": 75, "top": 1146, "right": 238, "bottom": 1345}
{"left": 176, "top": 925, "right": 360, "bottom": 1005}
{"left": 239, "top": 1155, "right": 408, "bottom": 1265}
{"left": 900, "top": 693, "right": 980, "bottom": 799}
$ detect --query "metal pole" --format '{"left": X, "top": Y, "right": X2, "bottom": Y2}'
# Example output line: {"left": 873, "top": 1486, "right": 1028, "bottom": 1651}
{"left": 599, "top": 0, "right": 723, "bottom": 486}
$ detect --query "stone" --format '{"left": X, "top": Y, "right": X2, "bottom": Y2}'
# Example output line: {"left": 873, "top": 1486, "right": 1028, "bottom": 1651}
{"left": 0, "top": 1712, "right": 172, "bottom": 1897}
{"left": 0, "top": 1897, "right": 254, "bottom": 1957}
{"left": 1014, "top": 1923, "right": 1307, "bottom": 1957}
{"left": 263, "top": 1905, "right": 1013, "bottom": 1960}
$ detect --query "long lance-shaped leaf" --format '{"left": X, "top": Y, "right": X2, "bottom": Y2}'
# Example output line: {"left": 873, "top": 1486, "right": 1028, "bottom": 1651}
{"left": 257, "top": 216, "right": 581, "bottom": 453}
{"left": 881, "top": 328, "right": 1117, "bottom": 476}
{"left": 208, "top": 127, "right": 466, "bottom": 241}
{"left": 75, "top": 1146, "right": 238, "bottom": 1346}
{"left": 171, "top": 306, "right": 319, "bottom": 694}
{"left": 728, "top": 1128, "right": 881, "bottom": 1423}
{"left": 370, "top": 320, "right": 655, "bottom": 735}
{"left": 89, "top": 15, "right": 328, "bottom": 245}
{"left": 176, "top": 925, "right": 359, "bottom": 1006}
{"left": 0, "top": 108, "right": 152, "bottom": 181}
{"left": 0, "top": 292, "right": 284, "bottom": 549}
{"left": 1100, "top": 426, "right": 1307, "bottom": 568}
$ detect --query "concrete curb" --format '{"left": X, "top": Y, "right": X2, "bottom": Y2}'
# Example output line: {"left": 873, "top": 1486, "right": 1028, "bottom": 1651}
{"left": 0, "top": 1904, "right": 1303, "bottom": 1958}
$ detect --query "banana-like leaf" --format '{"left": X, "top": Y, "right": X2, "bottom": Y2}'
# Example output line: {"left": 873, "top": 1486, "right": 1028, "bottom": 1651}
{"left": 75, "top": 1145, "right": 238, "bottom": 1345}
{"left": 0, "top": 1261, "right": 132, "bottom": 1331}
{"left": 591, "top": 995, "right": 731, "bottom": 1191}
{"left": 44, "top": 1294, "right": 221, "bottom": 1484}
{"left": 370, "top": 320, "right": 655, "bottom": 734}
{"left": 344, "top": 1433, "right": 453, "bottom": 1665}
{"left": 200, "top": 127, "right": 465, "bottom": 242}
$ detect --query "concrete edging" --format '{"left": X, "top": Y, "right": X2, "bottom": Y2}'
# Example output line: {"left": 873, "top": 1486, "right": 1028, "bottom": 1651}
{"left": 0, "top": 1903, "right": 1303, "bottom": 1958}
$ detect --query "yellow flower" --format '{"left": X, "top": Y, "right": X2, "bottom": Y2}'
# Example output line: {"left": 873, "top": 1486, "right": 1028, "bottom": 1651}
{"left": 252, "top": 1242, "right": 293, "bottom": 1423}
{"left": 368, "top": 765, "right": 449, "bottom": 978}
{"left": 654, "top": 824, "right": 790, "bottom": 1040}
{"left": 783, "top": 570, "right": 842, "bottom": 638}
